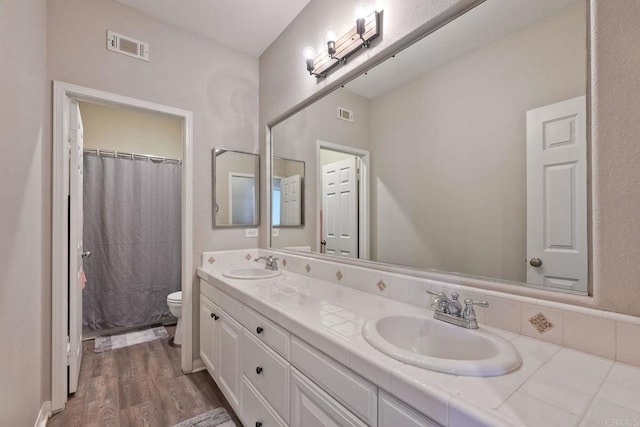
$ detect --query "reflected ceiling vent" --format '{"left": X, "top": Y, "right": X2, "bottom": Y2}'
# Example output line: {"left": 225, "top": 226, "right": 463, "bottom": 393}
{"left": 106, "top": 30, "right": 149, "bottom": 62}
{"left": 337, "top": 107, "right": 354, "bottom": 122}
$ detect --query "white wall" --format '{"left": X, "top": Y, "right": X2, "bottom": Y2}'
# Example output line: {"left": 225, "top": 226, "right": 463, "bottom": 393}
{"left": 0, "top": 0, "right": 50, "bottom": 425}
{"left": 369, "top": 3, "right": 586, "bottom": 282}
{"left": 260, "top": 0, "right": 640, "bottom": 316}
{"left": 79, "top": 101, "right": 183, "bottom": 159}
{"left": 47, "top": 0, "right": 259, "bottom": 388}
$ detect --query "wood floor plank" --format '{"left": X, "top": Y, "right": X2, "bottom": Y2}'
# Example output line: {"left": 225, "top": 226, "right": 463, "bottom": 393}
{"left": 47, "top": 326, "right": 243, "bottom": 427}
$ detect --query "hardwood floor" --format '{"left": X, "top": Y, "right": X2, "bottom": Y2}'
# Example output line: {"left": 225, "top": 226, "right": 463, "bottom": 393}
{"left": 48, "top": 326, "right": 242, "bottom": 427}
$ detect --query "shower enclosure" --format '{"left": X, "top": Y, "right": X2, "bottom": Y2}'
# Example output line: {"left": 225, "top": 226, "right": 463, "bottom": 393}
{"left": 82, "top": 150, "right": 182, "bottom": 333}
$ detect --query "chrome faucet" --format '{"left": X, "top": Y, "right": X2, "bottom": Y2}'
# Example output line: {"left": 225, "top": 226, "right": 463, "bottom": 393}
{"left": 254, "top": 255, "right": 279, "bottom": 271}
{"left": 426, "top": 290, "right": 489, "bottom": 329}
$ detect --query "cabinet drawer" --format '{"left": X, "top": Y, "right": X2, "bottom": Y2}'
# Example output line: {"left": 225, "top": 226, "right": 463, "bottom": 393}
{"left": 242, "top": 378, "right": 287, "bottom": 427}
{"left": 244, "top": 305, "right": 290, "bottom": 359}
{"left": 291, "top": 367, "right": 367, "bottom": 427}
{"left": 291, "top": 337, "right": 377, "bottom": 425}
{"left": 201, "top": 279, "right": 244, "bottom": 324}
{"left": 379, "top": 391, "right": 439, "bottom": 427}
{"left": 243, "top": 329, "right": 290, "bottom": 423}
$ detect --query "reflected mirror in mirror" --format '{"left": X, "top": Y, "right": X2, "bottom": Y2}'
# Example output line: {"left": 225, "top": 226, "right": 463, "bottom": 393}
{"left": 212, "top": 148, "right": 259, "bottom": 227}
{"left": 272, "top": 157, "right": 305, "bottom": 227}
{"left": 271, "top": 0, "right": 588, "bottom": 294}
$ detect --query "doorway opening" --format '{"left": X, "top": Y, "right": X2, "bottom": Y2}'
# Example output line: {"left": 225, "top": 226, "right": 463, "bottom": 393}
{"left": 52, "top": 82, "right": 193, "bottom": 412}
{"left": 316, "top": 140, "right": 370, "bottom": 260}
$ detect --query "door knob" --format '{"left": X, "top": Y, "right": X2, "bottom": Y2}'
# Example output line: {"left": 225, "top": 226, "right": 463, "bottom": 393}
{"left": 529, "top": 257, "right": 543, "bottom": 267}
{"left": 81, "top": 251, "right": 91, "bottom": 259}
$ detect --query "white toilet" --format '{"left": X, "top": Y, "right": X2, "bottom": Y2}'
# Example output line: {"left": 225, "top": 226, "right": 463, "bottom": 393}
{"left": 167, "top": 291, "right": 182, "bottom": 345}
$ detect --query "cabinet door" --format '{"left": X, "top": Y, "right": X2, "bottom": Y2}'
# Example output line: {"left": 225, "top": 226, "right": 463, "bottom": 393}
{"left": 291, "top": 367, "right": 367, "bottom": 427}
{"left": 199, "top": 296, "right": 219, "bottom": 375}
{"left": 217, "top": 310, "right": 243, "bottom": 412}
{"left": 379, "top": 391, "right": 439, "bottom": 427}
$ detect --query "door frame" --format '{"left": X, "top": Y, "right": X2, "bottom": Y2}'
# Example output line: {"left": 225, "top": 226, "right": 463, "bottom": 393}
{"left": 51, "top": 81, "right": 194, "bottom": 412}
{"left": 315, "top": 140, "right": 370, "bottom": 260}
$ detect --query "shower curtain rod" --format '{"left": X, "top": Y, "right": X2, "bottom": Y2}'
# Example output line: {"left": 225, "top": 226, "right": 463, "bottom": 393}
{"left": 83, "top": 148, "right": 182, "bottom": 165}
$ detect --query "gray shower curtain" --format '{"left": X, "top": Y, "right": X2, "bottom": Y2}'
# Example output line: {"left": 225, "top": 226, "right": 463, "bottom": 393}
{"left": 82, "top": 153, "right": 182, "bottom": 331}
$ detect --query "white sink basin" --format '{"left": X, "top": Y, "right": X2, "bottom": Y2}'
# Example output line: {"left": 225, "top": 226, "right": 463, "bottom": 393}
{"left": 362, "top": 313, "right": 521, "bottom": 376}
{"left": 222, "top": 268, "right": 282, "bottom": 280}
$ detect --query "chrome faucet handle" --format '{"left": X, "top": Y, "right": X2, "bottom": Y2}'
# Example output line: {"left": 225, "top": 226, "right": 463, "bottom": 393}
{"left": 426, "top": 290, "right": 448, "bottom": 311}
{"left": 464, "top": 299, "right": 489, "bottom": 308}
{"left": 462, "top": 299, "right": 489, "bottom": 323}
{"left": 426, "top": 289, "right": 446, "bottom": 297}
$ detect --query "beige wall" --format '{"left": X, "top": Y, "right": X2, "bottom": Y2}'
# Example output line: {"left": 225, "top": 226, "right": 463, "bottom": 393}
{"left": 260, "top": 0, "right": 640, "bottom": 317}
{"left": 79, "top": 102, "right": 183, "bottom": 159}
{"left": 0, "top": 0, "right": 50, "bottom": 425}
{"left": 320, "top": 149, "right": 355, "bottom": 167}
{"left": 370, "top": 3, "right": 586, "bottom": 282}
{"left": 271, "top": 89, "right": 370, "bottom": 249}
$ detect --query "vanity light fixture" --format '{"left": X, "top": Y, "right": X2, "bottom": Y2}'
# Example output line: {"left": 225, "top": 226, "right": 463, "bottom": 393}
{"left": 304, "top": 8, "right": 381, "bottom": 79}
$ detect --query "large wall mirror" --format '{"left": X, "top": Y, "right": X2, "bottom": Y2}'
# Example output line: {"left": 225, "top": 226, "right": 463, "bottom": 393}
{"left": 270, "top": 0, "right": 589, "bottom": 294}
{"left": 212, "top": 148, "right": 259, "bottom": 227}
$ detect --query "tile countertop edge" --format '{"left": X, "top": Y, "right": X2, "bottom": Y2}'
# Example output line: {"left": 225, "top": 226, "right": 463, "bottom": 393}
{"left": 196, "top": 267, "right": 519, "bottom": 427}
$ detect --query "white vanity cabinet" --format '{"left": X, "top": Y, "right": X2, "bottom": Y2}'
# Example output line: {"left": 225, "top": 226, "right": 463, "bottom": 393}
{"left": 199, "top": 296, "right": 219, "bottom": 375}
{"left": 199, "top": 294, "right": 243, "bottom": 414}
{"left": 199, "top": 278, "right": 440, "bottom": 427}
{"left": 217, "top": 309, "right": 243, "bottom": 411}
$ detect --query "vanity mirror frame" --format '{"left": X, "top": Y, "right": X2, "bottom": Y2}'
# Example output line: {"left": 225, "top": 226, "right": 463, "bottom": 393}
{"left": 272, "top": 156, "right": 306, "bottom": 228}
{"left": 266, "top": 0, "right": 593, "bottom": 299}
{"left": 212, "top": 148, "right": 260, "bottom": 228}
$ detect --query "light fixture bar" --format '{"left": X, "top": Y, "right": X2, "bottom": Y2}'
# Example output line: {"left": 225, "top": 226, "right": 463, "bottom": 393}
{"left": 308, "top": 11, "right": 381, "bottom": 78}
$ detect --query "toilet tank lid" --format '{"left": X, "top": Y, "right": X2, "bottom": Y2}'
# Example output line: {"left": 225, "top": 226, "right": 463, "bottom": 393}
{"left": 167, "top": 291, "right": 182, "bottom": 302}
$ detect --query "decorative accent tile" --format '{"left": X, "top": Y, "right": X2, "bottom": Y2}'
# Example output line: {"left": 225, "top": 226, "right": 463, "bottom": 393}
{"left": 336, "top": 270, "right": 343, "bottom": 281}
{"left": 530, "top": 313, "right": 554, "bottom": 334}
{"left": 245, "top": 253, "right": 252, "bottom": 261}
{"left": 208, "top": 256, "right": 215, "bottom": 264}
{"left": 305, "top": 264, "right": 311, "bottom": 273}
{"left": 282, "top": 259, "right": 287, "bottom": 267}
{"left": 377, "top": 280, "right": 386, "bottom": 292}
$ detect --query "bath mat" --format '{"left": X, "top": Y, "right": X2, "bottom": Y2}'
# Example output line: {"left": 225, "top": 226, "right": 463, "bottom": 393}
{"left": 94, "top": 326, "right": 169, "bottom": 353}
{"left": 174, "top": 408, "right": 236, "bottom": 427}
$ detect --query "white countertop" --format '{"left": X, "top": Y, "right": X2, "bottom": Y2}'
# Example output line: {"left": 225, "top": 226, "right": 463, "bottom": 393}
{"left": 197, "top": 265, "right": 640, "bottom": 427}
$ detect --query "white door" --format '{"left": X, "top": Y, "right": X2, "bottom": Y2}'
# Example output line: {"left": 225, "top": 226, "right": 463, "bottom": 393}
{"left": 322, "top": 157, "right": 358, "bottom": 258}
{"left": 281, "top": 174, "right": 301, "bottom": 226}
{"left": 68, "top": 100, "right": 84, "bottom": 393}
{"left": 526, "top": 96, "right": 587, "bottom": 292}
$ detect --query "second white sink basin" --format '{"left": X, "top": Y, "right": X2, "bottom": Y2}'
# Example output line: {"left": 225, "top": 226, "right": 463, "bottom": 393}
{"left": 363, "top": 313, "right": 521, "bottom": 376}
{"left": 222, "top": 268, "right": 282, "bottom": 280}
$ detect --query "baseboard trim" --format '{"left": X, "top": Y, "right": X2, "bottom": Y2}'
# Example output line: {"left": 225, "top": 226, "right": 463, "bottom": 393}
{"left": 34, "top": 401, "right": 52, "bottom": 427}
{"left": 191, "top": 358, "right": 206, "bottom": 373}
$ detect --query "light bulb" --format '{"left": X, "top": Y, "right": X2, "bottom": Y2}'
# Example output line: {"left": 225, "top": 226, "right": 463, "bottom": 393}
{"left": 303, "top": 46, "right": 315, "bottom": 60}
{"left": 354, "top": 4, "right": 368, "bottom": 20}
{"left": 326, "top": 31, "right": 336, "bottom": 43}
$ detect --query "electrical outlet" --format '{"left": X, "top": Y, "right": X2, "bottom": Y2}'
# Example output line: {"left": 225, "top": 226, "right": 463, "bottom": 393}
{"left": 245, "top": 228, "right": 258, "bottom": 238}
{"left": 272, "top": 228, "right": 280, "bottom": 237}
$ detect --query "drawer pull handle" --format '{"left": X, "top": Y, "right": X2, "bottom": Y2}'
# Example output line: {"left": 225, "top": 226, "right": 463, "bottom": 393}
{"left": 256, "top": 326, "right": 264, "bottom": 334}
{"left": 255, "top": 423, "right": 262, "bottom": 427}
{"left": 212, "top": 314, "right": 219, "bottom": 320}
{"left": 255, "top": 366, "right": 263, "bottom": 375}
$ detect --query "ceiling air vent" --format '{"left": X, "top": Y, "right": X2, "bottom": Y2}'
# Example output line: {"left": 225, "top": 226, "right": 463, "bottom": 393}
{"left": 106, "top": 30, "right": 149, "bottom": 62}
{"left": 337, "top": 107, "right": 354, "bottom": 122}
